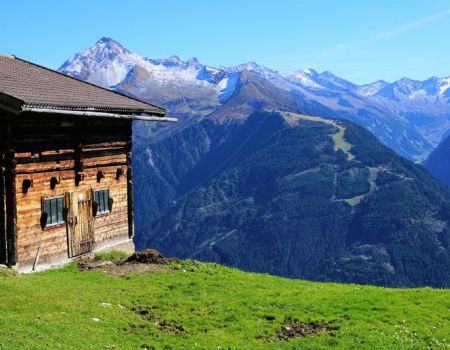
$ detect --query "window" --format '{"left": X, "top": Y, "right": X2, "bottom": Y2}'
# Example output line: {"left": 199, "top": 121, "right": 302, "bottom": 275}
{"left": 94, "top": 189, "right": 110, "bottom": 215}
{"left": 44, "top": 197, "right": 64, "bottom": 227}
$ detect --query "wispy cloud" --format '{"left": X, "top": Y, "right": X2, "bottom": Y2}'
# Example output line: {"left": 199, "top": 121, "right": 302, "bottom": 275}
{"left": 322, "top": 7, "right": 450, "bottom": 56}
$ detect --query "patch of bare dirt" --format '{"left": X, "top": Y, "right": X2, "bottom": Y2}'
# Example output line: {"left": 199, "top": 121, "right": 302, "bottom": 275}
{"left": 275, "top": 316, "right": 338, "bottom": 341}
{"left": 89, "top": 262, "right": 169, "bottom": 276}
{"left": 77, "top": 249, "right": 173, "bottom": 276}
{"left": 129, "top": 306, "right": 187, "bottom": 335}
{"left": 125, "top": 249, "right": 174, "bottom": 264}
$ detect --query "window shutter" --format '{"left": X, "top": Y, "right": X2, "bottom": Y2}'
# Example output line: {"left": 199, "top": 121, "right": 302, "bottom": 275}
{"left": 40, "top": 197, "right": 48, "bottom": 230}
{"left": 108, "top": 197, "right": 114, "bottom": 212}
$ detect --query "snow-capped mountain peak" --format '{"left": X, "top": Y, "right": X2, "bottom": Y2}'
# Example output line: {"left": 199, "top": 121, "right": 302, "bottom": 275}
{"left": 357, "top": 80, "right": 389, "bottom": 97}
{"left": 59, "top": 37, "right": 148, "bottom": 87}
{"left": 364, "top": 76, "right": 450, "bottom": 101}
{"left": 301, "top": 68, "right": 318, "bottom": 76}
{"left": 59, "top": 38, "right": 231, "bottom": 94}
{"left": 287, "top": 68, "right": 322, "bottom": 89}
{"left": 96, "top": 37, "right": 130, "bottom": 54}
{"left": 145, "top": 55, "right": 203, "bottom": 70}
{"left": 437, "top": 77, "right": 450, "bottom": 96}
{"left": 224, "top": 62, "right": 280, "bottom": 80}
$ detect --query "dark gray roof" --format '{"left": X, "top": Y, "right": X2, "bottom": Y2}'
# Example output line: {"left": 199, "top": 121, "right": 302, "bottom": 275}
{"left": 0, "top": 55, "right": 166, "bottom": 116}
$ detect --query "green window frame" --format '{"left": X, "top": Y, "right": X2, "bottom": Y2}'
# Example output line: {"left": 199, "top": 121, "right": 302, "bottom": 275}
{"left": 94, "top": 189, "right": 110, "bottom": 215}
{"left": 44, "top": 197, "right": 64, "bottom": 227}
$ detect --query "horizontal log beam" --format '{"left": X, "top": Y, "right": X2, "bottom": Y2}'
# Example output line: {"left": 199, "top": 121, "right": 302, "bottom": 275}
{"left": 16, "top": 161, "right": 127, "bottom": 175}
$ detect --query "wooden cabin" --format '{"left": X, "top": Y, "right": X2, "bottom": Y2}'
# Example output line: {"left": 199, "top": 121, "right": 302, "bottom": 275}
{"left": 0, "top": 55, "right": 173, "bottom": 271}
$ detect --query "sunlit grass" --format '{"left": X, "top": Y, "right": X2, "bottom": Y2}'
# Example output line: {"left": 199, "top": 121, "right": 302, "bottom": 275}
{"left": 0, "top": 262, "right": 449, "bottom": 349}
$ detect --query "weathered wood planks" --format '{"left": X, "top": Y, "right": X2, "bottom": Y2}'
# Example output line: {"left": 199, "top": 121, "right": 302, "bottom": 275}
{"left": 2, "top": 114, "right": 134, "bottom": 268}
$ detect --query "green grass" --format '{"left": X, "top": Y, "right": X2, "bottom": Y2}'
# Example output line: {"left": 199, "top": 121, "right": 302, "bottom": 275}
{"left": 343, "top": 195, "right": 365, "bottom": 206}
{"left": 0, "top": 262, "right": 449, "bottom": 349}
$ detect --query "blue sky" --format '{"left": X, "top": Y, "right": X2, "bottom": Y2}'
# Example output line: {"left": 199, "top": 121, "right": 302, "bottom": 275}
{"left": 1, "top": 0, "right": 449, "bottom": 84}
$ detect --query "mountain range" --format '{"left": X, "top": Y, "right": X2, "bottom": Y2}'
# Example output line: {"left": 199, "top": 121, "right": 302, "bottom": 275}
{"left": 58, "top": 38, "right": 450, "bottom": 287}
{"left": 60, "top": 37, "right": 450, "bottom": 161}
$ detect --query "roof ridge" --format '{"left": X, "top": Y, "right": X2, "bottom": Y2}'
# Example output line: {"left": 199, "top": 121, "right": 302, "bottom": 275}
{"left": 11, "top": 56, "right": 165, "bottom": 115}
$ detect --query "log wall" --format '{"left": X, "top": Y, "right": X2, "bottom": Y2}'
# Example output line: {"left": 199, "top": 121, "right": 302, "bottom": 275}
{"left": 0, "top": 116, "right": 6, "bottom": 264}
{"left": 7, "top": 113, "right": 133, "bottom": 269}
{"left": 0, "top": 160, "right": 6, "bottom": 265}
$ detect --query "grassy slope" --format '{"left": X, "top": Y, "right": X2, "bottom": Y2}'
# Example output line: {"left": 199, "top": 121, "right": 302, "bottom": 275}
{"left": 282, "top": 112, "right": 355, "bottom": 160}
{"left": 0, "top": 263, "right": 449, "bottom": 350}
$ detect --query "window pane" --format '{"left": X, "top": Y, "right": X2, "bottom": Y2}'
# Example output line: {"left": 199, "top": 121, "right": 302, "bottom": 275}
{"left": 45, "top": 200, "right": 51, "bottom": 225}
{"left": 50, "top": 199, "right": 58, "bottom": 225}
{"left": 98, "top": 191, "right": 102, "bottom": 213}
{"left": 98, "top": 190, "right": 102, "bottom": 213}
{"left": 57, "top": 198, "right": 64, "bottom": 223}
{"left": 98, "top": 191, "right": 103, "bottom": 213}
{"left": 94, "top": 190, "right": 110, "bottom": 215}
{"left": 103, "top": 190, "right": 109, "bottom": 212}
{"left": 43, "top": 197, "right": 64, "bottom": 226}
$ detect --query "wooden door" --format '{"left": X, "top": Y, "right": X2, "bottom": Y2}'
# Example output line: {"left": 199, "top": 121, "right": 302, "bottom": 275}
{"left": 75, "top": 198, "right": 94, "bottom": 256}
{"left": 66, "top": 191, "right": 94, "bottom": 257}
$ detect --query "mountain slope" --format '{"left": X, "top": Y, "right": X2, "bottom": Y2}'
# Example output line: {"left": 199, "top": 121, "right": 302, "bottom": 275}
{"left": 358, "top": 77, "right": 450, "bottom": 147}
{"left": 59, "top": 37, "right": 229, "bottom": 120}
{"left": 424, "top": 134, "right": 450, "bottom": 187}
{"left": 135, "top": 111, "right": 450, "bottom": 288}
{"left": 58, "top": 37, "right": 450, "bottom": 161}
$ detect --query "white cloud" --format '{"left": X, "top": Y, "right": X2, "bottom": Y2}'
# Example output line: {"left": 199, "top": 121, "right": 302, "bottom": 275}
{"left": 322, "top": 7, "right": 450, "bottom": 56}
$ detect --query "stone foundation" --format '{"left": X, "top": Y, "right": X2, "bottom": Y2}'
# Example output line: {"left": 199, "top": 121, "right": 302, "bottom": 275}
{"left": 93, "top": 237, "right": 136, "bottom": 255}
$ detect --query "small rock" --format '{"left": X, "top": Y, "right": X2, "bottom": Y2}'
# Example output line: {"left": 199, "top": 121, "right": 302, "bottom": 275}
{"left": 92, "top": 317, "right": 102, "bottom": 322}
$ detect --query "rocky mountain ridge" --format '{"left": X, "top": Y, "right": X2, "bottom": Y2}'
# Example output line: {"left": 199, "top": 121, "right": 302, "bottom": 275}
{"left": 59, "top": 37, "right": 450, "bottom": 161}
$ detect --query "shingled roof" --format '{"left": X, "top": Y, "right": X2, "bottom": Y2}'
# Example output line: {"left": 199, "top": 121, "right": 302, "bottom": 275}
{"left": 0, "top": 55, "right": 166, "bottom": 116}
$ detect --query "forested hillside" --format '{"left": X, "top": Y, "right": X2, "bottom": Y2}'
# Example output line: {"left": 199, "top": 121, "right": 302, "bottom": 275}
{"left": 134, "top": 111, "right": 450, "bottom": 288}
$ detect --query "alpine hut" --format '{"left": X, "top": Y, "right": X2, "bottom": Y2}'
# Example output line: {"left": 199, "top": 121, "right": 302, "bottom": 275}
{"left": 0, "top": 55, "right": 174, "bottom": 271}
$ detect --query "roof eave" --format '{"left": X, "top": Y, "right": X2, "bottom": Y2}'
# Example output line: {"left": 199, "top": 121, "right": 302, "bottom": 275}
{"left": 21, "top": 103, "right": 166, "bottom": 116}
{"left": 20, "top": 106, "right": 177, "bottom": 122}
{"left": 0, "top": 92, "right": 23, "bottom": 114}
